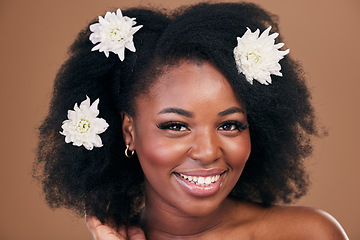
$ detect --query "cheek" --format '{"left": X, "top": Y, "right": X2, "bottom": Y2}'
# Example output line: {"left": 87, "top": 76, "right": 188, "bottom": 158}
{"left": 224, "top": 131, "right": 251, "bottom": 169}
{"left": 135, "top": 133, "right": 188, "bottom": 175}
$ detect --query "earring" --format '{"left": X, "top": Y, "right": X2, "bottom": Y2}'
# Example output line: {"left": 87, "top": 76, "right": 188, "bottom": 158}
{"left": 125, "top": 144, "right": 135, "bottom": 158}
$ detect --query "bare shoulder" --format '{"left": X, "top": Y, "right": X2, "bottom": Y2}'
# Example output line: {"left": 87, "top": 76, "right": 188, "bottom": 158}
{"left": 227, "top": 201, "right": 348, "bottom": 240}
{"left": 263, "top": 205, "right": 349, "bottom": 240}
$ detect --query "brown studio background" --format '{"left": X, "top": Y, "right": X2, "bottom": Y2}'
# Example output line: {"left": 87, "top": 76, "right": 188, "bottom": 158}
{"left": 0, "top": 0, "right": 359, "bottom": 239}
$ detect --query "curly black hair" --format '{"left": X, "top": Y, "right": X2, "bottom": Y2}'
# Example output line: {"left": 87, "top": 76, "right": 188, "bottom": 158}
{"left": 33, "top": 2, "right": 318, "bottom": 227}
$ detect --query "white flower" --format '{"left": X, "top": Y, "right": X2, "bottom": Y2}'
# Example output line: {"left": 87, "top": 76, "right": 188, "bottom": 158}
{"left": 89, "top": 9, "right": 143, "bottom": 61}
{"left": 233, "top": 26, "right": 290, "bottom": 85}
{"left": 60, "top": 96, "right": 109, "bottom": 150}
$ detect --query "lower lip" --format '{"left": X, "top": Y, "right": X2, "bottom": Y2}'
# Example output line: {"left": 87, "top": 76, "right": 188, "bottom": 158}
{"left": 174, "top": 173, "right": 226, "bottom": 197}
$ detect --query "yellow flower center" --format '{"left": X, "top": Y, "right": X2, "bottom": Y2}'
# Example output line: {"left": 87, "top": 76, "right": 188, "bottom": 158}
{"left": 77, "top": 119, "right": 90, "bottom": 133}
{"left": 109, "top": 28, "right": 126, "bottom": 41}
{"left": 247, "top": 52, "right": 262, "bottom": 63}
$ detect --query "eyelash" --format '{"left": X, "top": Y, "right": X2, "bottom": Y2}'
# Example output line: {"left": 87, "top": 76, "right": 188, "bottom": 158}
{"left": 156, "top": 121, "right": 189, "bottom": 132}
{"left": 156, "top": 120, "right": 249, "bottom": 132}
{"left": 218, "top": 120, "right": 249, "bottom": 131}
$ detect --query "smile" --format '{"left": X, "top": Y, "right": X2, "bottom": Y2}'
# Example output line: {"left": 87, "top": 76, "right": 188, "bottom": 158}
{"left": 173, "top": 171, "right": 227, "bottom": 197}
{"left": 179, "top": 173, "right": 221, "bottom": 187}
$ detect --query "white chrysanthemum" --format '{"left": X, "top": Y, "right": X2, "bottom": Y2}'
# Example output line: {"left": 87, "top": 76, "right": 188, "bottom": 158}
{"left": 89, "top": 9, "right": 143, "bottom": 61}
{"left": 233, "top": 26, "right": 290, "bottom": 85}
{"left": 60, "top": 96, "right": 109, "bottom": 150}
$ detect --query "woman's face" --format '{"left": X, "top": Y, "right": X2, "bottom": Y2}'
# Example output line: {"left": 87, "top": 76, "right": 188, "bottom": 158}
{"left": 123, "top": 61, "right": 251, "bottom": 217}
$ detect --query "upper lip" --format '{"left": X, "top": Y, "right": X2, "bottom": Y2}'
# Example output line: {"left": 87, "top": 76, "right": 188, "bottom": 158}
{"left": 174, "top": 169, "right": 227, "bottom": 177}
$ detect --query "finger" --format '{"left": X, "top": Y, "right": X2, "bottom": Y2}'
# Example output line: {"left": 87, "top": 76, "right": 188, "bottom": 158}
{"left": 85, "top": 216, "right": 126, "bottom": 240}
{"left": 117, "top": 225, "right": 127, "bottom": 238}
{"left": 85, "top": 215, "right": 103, "bottom": 235}
{"left": 127, "top": 226, "right": 146, "bottom": 240}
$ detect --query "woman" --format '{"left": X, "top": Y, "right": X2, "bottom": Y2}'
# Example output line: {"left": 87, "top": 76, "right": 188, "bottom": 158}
{"left": 33, "top": 2, "right": 348, "bottom": 239}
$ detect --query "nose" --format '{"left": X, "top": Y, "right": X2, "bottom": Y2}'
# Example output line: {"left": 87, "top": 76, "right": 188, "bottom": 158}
{"left": 188, "top": 128, "right": 221, "bottom": 164}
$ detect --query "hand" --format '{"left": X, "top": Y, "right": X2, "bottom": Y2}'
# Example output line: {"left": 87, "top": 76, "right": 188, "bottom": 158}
{"left": 85, "top": 215, "right": 146, "bottom": 240}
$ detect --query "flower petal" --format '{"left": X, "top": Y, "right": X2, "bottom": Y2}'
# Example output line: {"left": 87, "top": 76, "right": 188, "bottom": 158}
{"left": 89, "top": 8, "right": 142, "bottom": 60}
{"left": 60, "top": 96, "right": 109, "bottom": 150}
{"left": 233, "top": 26, "right": 289, "bottom": 85}
{"left": 125, "top": 40, "right": 136, "bottom": 52}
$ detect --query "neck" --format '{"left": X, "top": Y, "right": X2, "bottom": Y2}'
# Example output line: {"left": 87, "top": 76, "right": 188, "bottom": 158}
{"left": 142, "top": 194, "right": 235, "bottom": 240}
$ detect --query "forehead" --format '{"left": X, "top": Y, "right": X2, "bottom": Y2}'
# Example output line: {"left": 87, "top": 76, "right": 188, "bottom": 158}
{"left": 134, "top": 61, "right": 244, "bottom": 115}
{"left": 156, "top": 62, "right": 227, "bottom": 93}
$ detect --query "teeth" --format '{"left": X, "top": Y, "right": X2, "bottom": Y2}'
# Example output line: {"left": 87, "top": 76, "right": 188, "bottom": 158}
{"left": 198, "top": 177, "right": 205, "bottom": 184}
{"left": 205, "top": 176, "right": 211, "bottom": 184}
{"left": 179, "top": 173, "right": 221, "bottom": 186}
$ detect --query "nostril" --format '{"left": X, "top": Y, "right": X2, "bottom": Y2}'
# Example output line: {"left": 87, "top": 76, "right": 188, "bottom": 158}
{"left": 188, "top": 141, "right": 221, "bottom": 163}
{"left": 187, "top": 129, "right": 222, "bottom": 163}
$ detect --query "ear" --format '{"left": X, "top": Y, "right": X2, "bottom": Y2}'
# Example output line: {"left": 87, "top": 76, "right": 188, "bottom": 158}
{"left": 121, "top": 112, "right": 136, "bottom": 151}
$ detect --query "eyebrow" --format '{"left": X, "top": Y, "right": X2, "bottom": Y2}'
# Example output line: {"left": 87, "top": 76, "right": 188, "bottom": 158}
{"left": 157, "top": 108, "right": 194, "bottom": 118}
{"left": 158, "top": 107, "right": 245, "bottom": 118}
{"left": 218, "top": 107, "right": 245, "bottom": 117}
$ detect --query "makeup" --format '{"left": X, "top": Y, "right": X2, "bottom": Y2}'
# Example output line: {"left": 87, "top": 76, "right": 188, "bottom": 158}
{"left": 174, "top": 170, "right": 227, "bottom": 197}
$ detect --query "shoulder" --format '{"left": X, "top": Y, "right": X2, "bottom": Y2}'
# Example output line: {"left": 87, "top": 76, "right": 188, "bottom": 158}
{"left": 261, "top": 206, "right": 349, "bottom": 240}
{"left": 227, "top": 201, "right": 348, "bottom": 240}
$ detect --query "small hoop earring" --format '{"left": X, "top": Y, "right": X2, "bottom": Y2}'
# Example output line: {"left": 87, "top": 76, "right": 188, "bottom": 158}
{"left": 125, "top": 145, "right": 135, "bottom": 158}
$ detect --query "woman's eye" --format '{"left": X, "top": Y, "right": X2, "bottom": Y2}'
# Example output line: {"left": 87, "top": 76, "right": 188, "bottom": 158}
{"left": 168, "top": 124, "right": 187, "bottom": 131}
{"left": 219, "top": 124, "right": 237, "bottom": 131}
{"left": 218, "top": 121, "right": 248, "bottom": 131}
{"left": 157, "top": 122, "right": 189, "bottom": 132}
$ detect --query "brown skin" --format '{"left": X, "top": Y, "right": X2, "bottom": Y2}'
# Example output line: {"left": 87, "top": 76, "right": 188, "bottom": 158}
{"left": 87, "top": 61, "right": 348, "bottom": 240}
{"left": 86, "top": 203, "right": 348, "bottom": 240}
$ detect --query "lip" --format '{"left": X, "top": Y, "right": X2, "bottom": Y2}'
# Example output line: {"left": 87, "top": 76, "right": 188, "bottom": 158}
{"left": 175, "top": 169, "right": 226, "bottom": 177}
{"left": 173, "top": 170, "right": 227, "bottom": 197}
